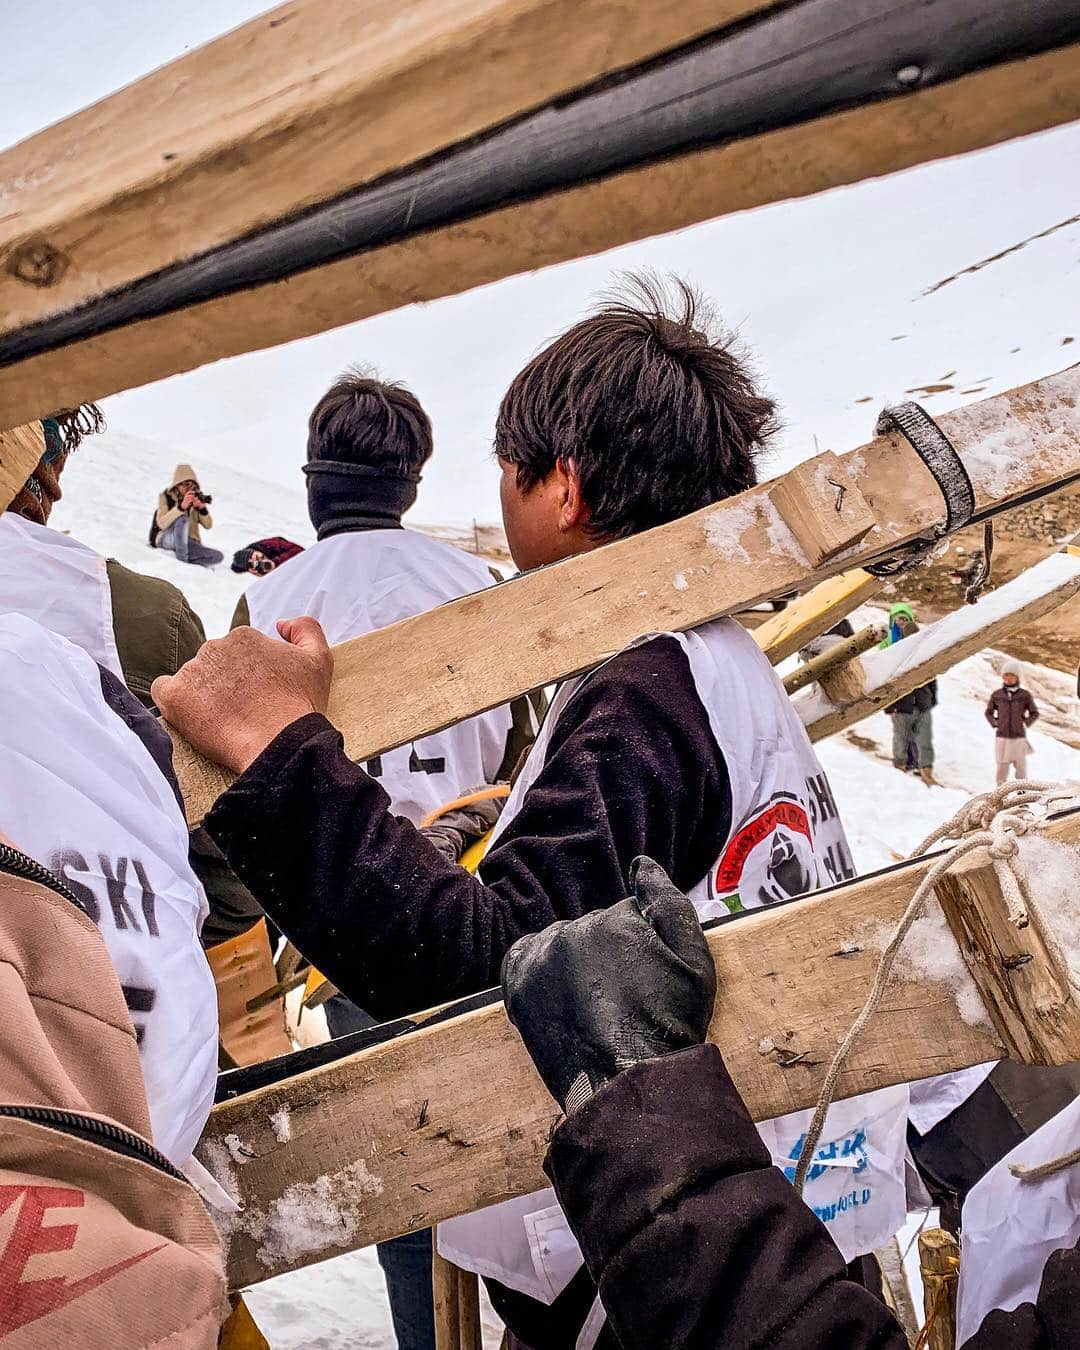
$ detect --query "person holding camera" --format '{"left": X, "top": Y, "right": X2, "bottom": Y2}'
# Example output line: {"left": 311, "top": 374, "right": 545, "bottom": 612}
{"left": 151, "top": 464, "right": 223, "bottom": 567}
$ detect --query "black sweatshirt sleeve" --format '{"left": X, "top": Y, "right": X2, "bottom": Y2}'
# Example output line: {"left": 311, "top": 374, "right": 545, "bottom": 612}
{"left": 546, "top": 1045, "right": 907, "bottom": 1350}
{"left": 206, "top": 637, "right": 730, "bottom": 1020}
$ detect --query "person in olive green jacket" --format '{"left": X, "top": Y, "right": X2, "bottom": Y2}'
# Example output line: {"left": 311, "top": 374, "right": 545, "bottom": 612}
{"left": 2, "top": 409, "right": 260, "bottom": 945}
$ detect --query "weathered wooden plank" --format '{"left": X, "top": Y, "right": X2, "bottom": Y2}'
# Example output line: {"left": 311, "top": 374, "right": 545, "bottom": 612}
{"left": 0, "top": 422, "right": 43, "bottom": 512}
{"left": 206, "top": 921, "right": 294, "bottom": 1069}
{"left": 798, "top": 549, "right": 1080, "bottom": 744}
{"left": 753, "top": 569, "right": 883, "bottom": 664}
{"left": 0, "top": 0, "right": 772, "bottom": 349}
{"left": 170, "top": 367, "right": 1080, "bottom": 825}
{"left": 198, "top": 808, "right": 1080, "bottom": 1289}
{"left": 2, "top": 36, "right": 1079, "bottom": 429}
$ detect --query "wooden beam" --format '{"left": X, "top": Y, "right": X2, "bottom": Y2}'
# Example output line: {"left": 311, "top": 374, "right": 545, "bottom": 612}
{"left": 2, "top": 35, "right": 1079, "bottom": 428}
{"left": 197, "top": 808, "right": 1080, "bottom": 1289}
{"left": 0, "top": 422, "right": 43, "bottom": 512}
{"left": 798, "top": 549, "right": 1080, "bottom": 744}
{"left": 753, "top": 569, "right": 883, "bottom": 664}
{"left": 169, "top": 367, "right": 1080, "bottom": 826}
{"left": 0, "top": 0, "right": 772, "bottom": 347}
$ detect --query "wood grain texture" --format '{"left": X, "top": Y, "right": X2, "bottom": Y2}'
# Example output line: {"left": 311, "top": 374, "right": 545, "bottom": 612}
{"left": 919, "top": 1228, "right": 960, "bottom": 1350}
{"left": 3, "top": 43, "right": 1078, "bottom": 430}
{"left": 753, "top": 569, "right": 883, "bottom": 664}
{"left": 0, "top": 422, "right": 43, "bottom": 512}
{"left": 199, "top": 813, "right": 1080, "bottom": 1288}
{"left": 0, "top": 0, "right": 771, "bottom": 346}
{"left": 169, "top": 367, "right": 1080, "bottom": 825}
{"left": 798, "top": 550, "right": 1080, "bottom": 744}
{"left": 936, "top": 865, "right": 1080, "bottom": 1067}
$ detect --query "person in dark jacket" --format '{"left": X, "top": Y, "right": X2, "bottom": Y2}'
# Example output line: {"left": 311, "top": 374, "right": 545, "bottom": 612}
{"left": 882, "top": 601, "right": 937, "bottom": 785}
{"left": 986, "top": 660, "right": 1039, "bottom": 784}
{"left": 503, "top": 857, "right": 1080, "bottom": 1350}
{"left": 153, "top": 278, "right": 868, "bottom": 1347}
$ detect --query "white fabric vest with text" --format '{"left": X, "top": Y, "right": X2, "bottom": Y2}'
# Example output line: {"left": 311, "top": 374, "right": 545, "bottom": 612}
{"left": 0, "top": 514, "right": 121, "bottom": 678}
{"left": 0, "top": 615, "right": 217, "bottom": 1165}
{"left": 439, "top": 618, "right": 909, "bottom": 1316}
{"left": 245, "top": 530, "right": 513, "bottom": 824}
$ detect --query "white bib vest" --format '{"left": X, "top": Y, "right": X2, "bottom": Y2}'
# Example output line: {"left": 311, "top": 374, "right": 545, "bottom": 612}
{"left": 439, "top": 619, "right": 909, "bottom": 1316}
{"left": 957, "top": 1094, "right": 1080, "bottom": 1342}
{"left": 0, "top": 514, "right": 121, "bottom": 678}
{"left": 0, "top": 616, "right": 217, "bottom": 1165}
{"left": 246, "top": 529, "right": 515, "bottom": 822}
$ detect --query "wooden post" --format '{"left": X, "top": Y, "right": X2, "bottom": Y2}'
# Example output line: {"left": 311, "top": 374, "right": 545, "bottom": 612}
{"left": 936, "top": 863, "right": 1080, "bottom": 1067}
{"left": 432, "top": 1249, "right": 459, "bottom": 1350}
{"left": 918, "top": 1228, "right": 960, "bottom": 1350}
{"left": 876, "top": 1236, "right": 918, "bottom": 1346}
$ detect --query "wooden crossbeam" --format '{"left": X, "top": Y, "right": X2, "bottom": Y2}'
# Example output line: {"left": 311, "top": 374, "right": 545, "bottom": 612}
{"left": 1, "top": 16, "right": 1078, "bottom": 428}
{"left": 0, "top": 422, "right": 43, "bottom": 512}
{"left": 0, "top": 0, "right": 771, "bottom": 368}
{"left": 197, "top": 808, "right": 1080, "bottom": 1289}
{"left": 170, "top": 368, "right": 1080, "bottom": 825}
{"left": 797, "top": 549, "right": 1080, "bottom": 743}
{"left": 753, "top": 569, "right": 883, "bottom": 665}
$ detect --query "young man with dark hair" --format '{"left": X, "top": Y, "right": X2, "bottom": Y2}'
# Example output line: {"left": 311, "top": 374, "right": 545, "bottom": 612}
{"left": 228, "top": 368, "right": 536, "bottom": 1350}
{"left": 156, "top": 280, "right": 890, "bottom": 1348}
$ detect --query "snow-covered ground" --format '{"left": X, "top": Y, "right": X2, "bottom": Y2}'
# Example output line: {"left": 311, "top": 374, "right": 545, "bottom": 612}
{"left": 48, "top": 426, "right": 1080, "bottom": 1345}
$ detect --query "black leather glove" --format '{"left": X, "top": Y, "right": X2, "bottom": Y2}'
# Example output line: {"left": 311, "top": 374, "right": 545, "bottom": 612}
{"left": 501, "top": 856, "right": 716, "bottom": 1112}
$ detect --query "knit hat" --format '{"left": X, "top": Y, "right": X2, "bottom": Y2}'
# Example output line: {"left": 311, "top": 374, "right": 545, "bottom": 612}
{"left": 1002, "top": 659, "right": 1022, "bottom": 679}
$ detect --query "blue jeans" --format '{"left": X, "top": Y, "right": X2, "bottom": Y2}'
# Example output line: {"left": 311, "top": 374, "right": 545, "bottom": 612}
{"left": 157, "top": 516, "right": 223, "bottom": 567}
{"left": 326, "top": 995, "right": 435, "bottom": 1350}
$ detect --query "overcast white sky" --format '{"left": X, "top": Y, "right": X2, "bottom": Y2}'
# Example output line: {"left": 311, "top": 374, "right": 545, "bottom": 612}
{"left": 3, "top": 2, "right": 1079, "bottom": 525}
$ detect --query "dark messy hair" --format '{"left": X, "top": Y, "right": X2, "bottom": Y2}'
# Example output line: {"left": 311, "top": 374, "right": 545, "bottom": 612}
{"left": 307, "top": 368, "right": 433, "bottom": 474}
{"left": 49, "top": 402, "right": 105, "bottom": 455}
{"left": 494, "top": 275, "right": 777, "bottom": 539}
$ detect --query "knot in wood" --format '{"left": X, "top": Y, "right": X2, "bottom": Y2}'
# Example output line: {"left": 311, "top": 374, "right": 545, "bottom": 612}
{"left": 6, "top": 235, "right": 70, "bottom": 288}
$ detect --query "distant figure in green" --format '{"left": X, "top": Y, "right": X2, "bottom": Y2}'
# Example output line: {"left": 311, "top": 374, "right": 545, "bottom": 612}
{"left": 882, "top": 601, "right": 937, "bottom": 786}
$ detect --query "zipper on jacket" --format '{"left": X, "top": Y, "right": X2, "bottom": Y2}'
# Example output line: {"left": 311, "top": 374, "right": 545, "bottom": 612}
{"left": 0, "top": 841, "right": 90, "bottom": 915}
{"left": 0, "top": 1104, "right": 187, "bottom": 1182}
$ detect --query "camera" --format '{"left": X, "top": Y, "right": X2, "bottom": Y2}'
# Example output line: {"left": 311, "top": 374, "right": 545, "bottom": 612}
{"left": 253, "top": 558, "right": 274, "bottom": 575}
{"left": 198, "top": 493, "right": 213, "bottom": 505}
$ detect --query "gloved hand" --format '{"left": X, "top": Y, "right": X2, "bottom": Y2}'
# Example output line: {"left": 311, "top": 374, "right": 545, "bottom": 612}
{"left": 501, "top": 856, "right": 716, "bottom": 1112}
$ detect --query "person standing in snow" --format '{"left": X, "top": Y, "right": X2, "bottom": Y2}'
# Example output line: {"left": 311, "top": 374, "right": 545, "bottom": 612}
{"left": 882, "top": 601, "right": 937, "bottom": 785}
{"left": 154, "top": 279, "right": 914, "bottom": 1350}
{"left": 229, "top": 369, "right": 537, "bottom": 1350}
{"left": 152, "top": 464, "right": 223, "bottom": 567}
{"left": 986, "top": 660, "right": 1039, "bottom": 784}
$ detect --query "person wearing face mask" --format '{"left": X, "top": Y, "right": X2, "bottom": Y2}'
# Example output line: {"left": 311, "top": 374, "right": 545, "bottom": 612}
{"left": 986, "top": 659, "right": 1039, "bottom": 785}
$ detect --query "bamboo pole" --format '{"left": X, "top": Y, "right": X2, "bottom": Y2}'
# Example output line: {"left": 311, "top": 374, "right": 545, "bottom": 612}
{"left": 783, "top": 623, "right": 883, "bottom": 695}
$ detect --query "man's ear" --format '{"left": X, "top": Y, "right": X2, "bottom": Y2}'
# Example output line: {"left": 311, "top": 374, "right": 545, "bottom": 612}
{"left": 556, "top": 457, "right": 590, "bottom": 533}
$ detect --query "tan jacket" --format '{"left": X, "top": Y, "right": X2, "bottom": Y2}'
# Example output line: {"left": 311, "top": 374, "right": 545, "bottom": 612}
{"left": 156, "top": 463, "right": 213, "bottom": 541}
{"left": 0, "top": 845, "right": 226, "bottom": 1346}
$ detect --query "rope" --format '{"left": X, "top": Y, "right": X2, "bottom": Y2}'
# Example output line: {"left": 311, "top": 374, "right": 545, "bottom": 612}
{"left": 793, "top": 780, "right": 1079, "bottom": 1195}
{"left": 1010, "top": 1143, "right": 1080, "bottom": 1184}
